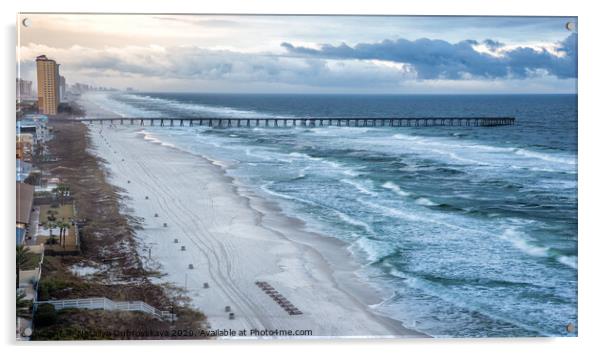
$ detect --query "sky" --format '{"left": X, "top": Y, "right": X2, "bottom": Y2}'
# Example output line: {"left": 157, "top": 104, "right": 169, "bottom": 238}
{"left": 17, "top": 14, "right": 577, "bottom": 94}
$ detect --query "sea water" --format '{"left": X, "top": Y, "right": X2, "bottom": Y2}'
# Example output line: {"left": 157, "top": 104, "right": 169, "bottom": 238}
{"left": 81, "top": 92, "right": 577, "bottom": 337}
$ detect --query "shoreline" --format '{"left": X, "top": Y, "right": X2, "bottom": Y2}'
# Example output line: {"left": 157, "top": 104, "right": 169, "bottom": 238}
{"left": 195, "top": 139, "right": 426, "bottom": 337}
{"left": 83, "top": 115, "right": 426, "bottom": 338}
{"left": 223, "top": 161, "right": 420, "bottom": 331}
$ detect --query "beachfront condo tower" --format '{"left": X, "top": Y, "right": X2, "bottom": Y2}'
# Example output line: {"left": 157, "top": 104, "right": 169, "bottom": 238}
{"left": 36, "top": 55, "right": 60, "bottom": 115}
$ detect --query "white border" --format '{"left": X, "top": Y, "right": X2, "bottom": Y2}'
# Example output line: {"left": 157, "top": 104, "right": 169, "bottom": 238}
{"left": 2, "top": 1, "right": 600, "bottom": 353}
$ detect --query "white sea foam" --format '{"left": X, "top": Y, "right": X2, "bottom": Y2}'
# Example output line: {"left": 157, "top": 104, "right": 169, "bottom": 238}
{"left": 515, "top": 148, "right": 576, "bottom": 165}
{"left": 415, "top": 197, "right": 437, "bottom": 206}
{"left": 297, "top": 166, "right": 310, "bottom": 178}
{"left": 557, "top": 255, "right": 578, "bottom": 269}
{"left": 260, "top": 182, "right": 319, "bottom": 207}
{"left": 341, "top": 179, "right": 377, "bottom": 196}
{"left": 244, "top": 147, "right": 270, "bottom": 160}
{"left": 359, "top": 197, "right": 509, "bottom": 240}
{"left": 359, "top": 199, "right": 423, "bottom": 222}
{"left": 82, "top": 92, "right": 160, "bottom": 118}
{"left": 289, "top": 152, "right": 361, "bottom": 177}
{"left": 382, "top": 181, "right": 410, "bottom": 197}
{"left": 382, "top": 268, "right": 554, "bottom": 337}
{"left": 500, "top": 228, "right": 550, "bottom": 258}
{"left": 429, "top": 148, "right": 488, "bottom": 165}
{"left": 342, "top": 169, "right": 360, "bottom": 177}
{"left": 288, "top": 152, "right": 322, "bottom": 161}
{"left": 121, "top": 93, "right": 288, "bottom": 119}
{"left": 315, "top": 127, "right": 372, "bottom": 135}
{"left": 323, "top": 159, "right": 345, "bottom": 170}
{"left": 392, "top": 133, "right": 421, "bottom": 141}
{"left": 350, "top": 237, "right": 395, "bottom": 264}
{"left": 390, "top": 131, "right": 576, "bottom": 175}
{"left": 139, "top": 130, "right": 178, "bottom": 148}
{"left": 333, "top": 210, "right": 374, "bottom": 234}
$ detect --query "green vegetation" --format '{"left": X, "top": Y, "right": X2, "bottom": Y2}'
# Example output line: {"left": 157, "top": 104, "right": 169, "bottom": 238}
{"left": 34, "top": 303, "right": 57, "bottom": 327}
{"left": 39, "top": 203, "right": 74, "bottom": 224}
{"left": 32, "top": 309, "right": 164, "bottom": 340}
{"left": 37, "top": 274, "right": 91, "bottom": 301}
{"left": 24, "top": 171, "right": 40, "bottom": 186}
{"left": 32, "top": 323, "right": 113, "bottom": 340}
{"left": 16, "top": 290, "right": 32, "bottom": 318}
{"left": 57, "top": 220, "right": 71, "bottom": 247}
{"left": 16, "top": 245, "right": 33, "bottom": 287}
{"left": 40, "top": 203, "right": 74, "bottom": 247}
{"left": 43, "top": 221, "right": 57, "bottom": 244}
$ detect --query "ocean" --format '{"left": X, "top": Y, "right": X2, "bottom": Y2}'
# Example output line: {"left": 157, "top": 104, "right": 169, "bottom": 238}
{"left": 82, "top": 92, "right": 577, "bottom": 337}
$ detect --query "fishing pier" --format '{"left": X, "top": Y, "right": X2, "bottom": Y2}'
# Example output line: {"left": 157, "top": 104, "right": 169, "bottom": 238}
{"left": 71, "top": 116, "right": 515, "bottom": 128}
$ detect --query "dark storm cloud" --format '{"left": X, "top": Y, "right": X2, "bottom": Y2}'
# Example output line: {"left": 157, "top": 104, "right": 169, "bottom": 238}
{"left": 281, "top": 34, "right": 577, "bottom": 80}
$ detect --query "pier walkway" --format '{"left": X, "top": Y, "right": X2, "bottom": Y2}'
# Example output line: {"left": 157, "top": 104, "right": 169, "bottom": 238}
{"left": 56, "top": 116, "right": 516, "bottom": 128}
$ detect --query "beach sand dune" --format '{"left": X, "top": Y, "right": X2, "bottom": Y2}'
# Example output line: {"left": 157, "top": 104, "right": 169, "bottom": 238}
{"left": 87, "top": 123, "right": 423, "bottom": 338}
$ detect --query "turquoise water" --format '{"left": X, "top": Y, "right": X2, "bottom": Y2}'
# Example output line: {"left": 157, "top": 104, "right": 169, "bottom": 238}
{"left": 88, "top": 92, "right": 577, "bottom": 337}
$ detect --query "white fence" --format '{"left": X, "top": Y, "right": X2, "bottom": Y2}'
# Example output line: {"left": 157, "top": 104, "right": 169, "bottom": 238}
{"left": 35, "top": 297, "right": 176, "bottom": 321}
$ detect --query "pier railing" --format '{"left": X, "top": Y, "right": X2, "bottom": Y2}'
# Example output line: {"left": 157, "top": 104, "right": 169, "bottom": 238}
{"left": 56, "top": 116, "right": 515, "bottom": 128}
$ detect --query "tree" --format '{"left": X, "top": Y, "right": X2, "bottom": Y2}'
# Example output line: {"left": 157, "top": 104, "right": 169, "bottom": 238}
{"left": 53, "top": 184, "right": 70, "bottom": 205}
{"left": 16, "top": 290, "right": 32, "bottom": 318}
{"left": 46, "top": 209, "right": 57, "bottom": 222}
{"left": 43, "top": 221, "right": 58, "bottom": 245}
{"left": 16, "top": 245, "right": 32, "bottom": 288}
{"left": 57, "top": 220, "right": 70, "bottom": 247}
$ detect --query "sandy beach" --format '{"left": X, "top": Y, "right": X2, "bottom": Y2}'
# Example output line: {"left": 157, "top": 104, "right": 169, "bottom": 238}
{"left": 83, "top": 119, "right": 424, "bottom": 338}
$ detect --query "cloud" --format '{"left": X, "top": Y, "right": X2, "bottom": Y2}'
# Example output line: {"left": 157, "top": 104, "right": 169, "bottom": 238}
{"left": 18, "top": 34, "right": 577, "bottom": 94}
{"left": 281, "top": 34, "right": 577, "bottom": 80}
{"left": 18, "top": 44, "right": 416, "bottom": 90}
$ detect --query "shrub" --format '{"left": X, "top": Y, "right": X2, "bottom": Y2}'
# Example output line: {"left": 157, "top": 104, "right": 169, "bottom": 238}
{"left": 38, "top": 277, "right": 68, "bottom": 300}
{"left": 35, "top": 303, "right": 57, "bottom": 327}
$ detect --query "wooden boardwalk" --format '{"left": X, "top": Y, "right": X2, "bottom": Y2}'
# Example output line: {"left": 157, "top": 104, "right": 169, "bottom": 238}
{"left": 34, "top": 297, "right": 176, "bottom": 321}
{"left": 64, "top": 116, "right": 516, "bottom": 128}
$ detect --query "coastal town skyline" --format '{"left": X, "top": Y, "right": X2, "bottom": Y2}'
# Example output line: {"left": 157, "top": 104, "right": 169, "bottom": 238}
{"left": 18, "top": 14, "right": 577, "bottom": 94}
{"left": 16, "top": 53, "right": 121, "bottom": 111}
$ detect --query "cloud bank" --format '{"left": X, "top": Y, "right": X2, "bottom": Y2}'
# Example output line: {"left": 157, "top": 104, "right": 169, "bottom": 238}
{"left": 281, "top": 34, "right": 577, "bottom": 80}
{"left": 19, "top": 44, "right": 417, "bottom": 89}
{"left": 19, "top": 34, "right": 577, "bottom": 93}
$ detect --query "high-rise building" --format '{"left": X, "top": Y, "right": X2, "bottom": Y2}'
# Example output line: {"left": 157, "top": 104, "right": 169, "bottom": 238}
{"left": 36, "top": 55, "right": 60, "bottom": 115}
{"left": 59, "top": 75, "right": 66, "bottom": 102}
{"left": 16, "top": 78, "right": 33, "bottom": 99}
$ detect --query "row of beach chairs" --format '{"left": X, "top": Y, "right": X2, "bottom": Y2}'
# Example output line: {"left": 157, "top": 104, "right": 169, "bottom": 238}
{"left": 255, "top": 281, "right": 303, "bottom": 316}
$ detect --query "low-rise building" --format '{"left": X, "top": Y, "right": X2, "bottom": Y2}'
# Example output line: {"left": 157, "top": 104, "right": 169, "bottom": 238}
{"left": 16, "top": 160, "right": 32, "bottom": 182}
{"left": 16, "top": 182, "right": 34, "bottom": 245}
{"left": 18, "top": 114, "right": 50, "bottom": 143}
{"left": 17, "top": 133, "right": 34, "bottom": 161}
